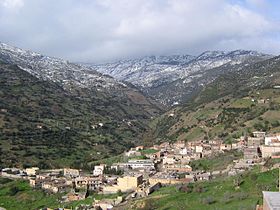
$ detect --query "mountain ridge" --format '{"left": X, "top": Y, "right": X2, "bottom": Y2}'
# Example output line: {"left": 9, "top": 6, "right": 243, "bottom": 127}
{"left": 149, "top": 55, "right": 280, "bottom": 144}
{"left": 90, "top": 50, "right": 273, "bottom": 105}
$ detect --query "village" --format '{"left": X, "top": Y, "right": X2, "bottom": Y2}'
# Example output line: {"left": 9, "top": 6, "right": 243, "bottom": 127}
{"left": 1, "top": 130, "right": 280, "bottom": 210}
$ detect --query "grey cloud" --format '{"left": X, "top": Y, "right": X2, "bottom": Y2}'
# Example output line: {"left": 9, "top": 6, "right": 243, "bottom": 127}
{"left": 0, "top": 0, "right": 279, "bottom": 63}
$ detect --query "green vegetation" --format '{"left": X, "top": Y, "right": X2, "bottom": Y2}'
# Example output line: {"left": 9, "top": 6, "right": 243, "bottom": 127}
{"left": 152, "top": 88, "right": 280, "bottom": 143}
{"left": 0, "top": 63, "right": 161, "bottom": 169}
{"left": 0, "top": 178, "right": 61, "bottom": 210}
{"left": 64, "top": 193, "right": 120, "bottom": 209}
{"left": 126, "top": 168, "right": 279, "bottom": 210}
{"left": 88, "top": 155, "right": 124, "bottom": 166}
{"left": 150, "top": 56, "right": 280, "bottom": 144}
{"left": 0, "top": 177, "right": 120, "bottom": 210}
{"left": 190, "top": 150, "right": 243, "bottom": 171}
{"left": 185, "top": 127, "right": 205, "bottom": 141}
{"left": 141, "top": 149, "right": 159, "bottom": 154}
{"left": 229, "top": 98, "right": 255, "bottom": 108}
{"left": 129, "top": 155, "right": 148, "bottom": 160}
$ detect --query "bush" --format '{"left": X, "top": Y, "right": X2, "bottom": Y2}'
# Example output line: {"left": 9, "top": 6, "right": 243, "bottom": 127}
{"left": 250, "top": 173, "right": 258, "bottom": 181}
{"left": 0, "top": 178, "right": 13, "bottom": 185}
{"left": 233, "top": 175, "right": 244, "bottom": 187}
{"left": 202, "top": 196, "right": 216, "bottom": 205}
{"left": 194, "top": 185, "right": 206, "bottom": 193}
{"left": 235, "top": 192, "right": 248, "bottom": 200}
{"left": 222, "top": 192, "right": 233, "bottom": 204}
{"left": 178, "top": 184, "right": 193, "bottom": 193}
{"left": 9, "top": 186, "right": 20, "bottom": 196}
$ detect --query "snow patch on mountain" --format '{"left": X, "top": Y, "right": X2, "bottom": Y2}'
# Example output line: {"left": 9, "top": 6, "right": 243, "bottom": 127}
{"left": 90, "top": 50, "right": 272, "bottom": 90}
{"left": 0, "top": 42, "right": 121, "bottom": 91}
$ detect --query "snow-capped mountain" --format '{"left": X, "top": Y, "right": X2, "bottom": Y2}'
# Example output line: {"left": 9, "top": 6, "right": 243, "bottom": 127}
{"left": 91, "top": 55, "right": 195, "bottom": 88}
{"left": 0, "top": 42, "right": 126, "bottom": 91}
{"left": 0, "top": 42, "right": 162, "bottom": 116}
{"left": 91, "top": 50, "right": 273, "bottom": 105}
{"left": 0, "top": 42, "right": 273, "bottom": 106}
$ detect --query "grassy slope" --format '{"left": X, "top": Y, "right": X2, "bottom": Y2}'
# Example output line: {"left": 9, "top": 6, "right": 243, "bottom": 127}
{"left": 0, "top": 178, "right": 61, "bottom": 210}
{"left": 0, "top": 177, "right": 119, "bottom": 210}
{"left": 0, "top": 62, "right": 161, "bottom": 169}
{"left": 122, "top": 168, "right": 279, "bottom": 210}
{"left": 190, "top": 150, "right": 243, "bottom": 171}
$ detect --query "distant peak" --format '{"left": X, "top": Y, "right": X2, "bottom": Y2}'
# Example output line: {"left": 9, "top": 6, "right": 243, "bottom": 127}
{"left": 195, "top": 49, "right": 272, "bottom": 61}
{"left": 0, "top": 41, "right": 41, "bottom": 57}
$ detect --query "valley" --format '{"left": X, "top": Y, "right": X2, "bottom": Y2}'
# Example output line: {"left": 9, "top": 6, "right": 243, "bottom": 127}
{"left": 1, "top": 43, "right": 280, "bottom": 210}
{"left": 0, "top": 43, "right": 162, "bottom": 168}
{"left": 2, "top": 1, "right": 280, "bottom": 209}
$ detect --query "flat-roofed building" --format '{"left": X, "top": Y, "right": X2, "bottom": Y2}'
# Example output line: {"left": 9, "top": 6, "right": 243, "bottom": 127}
{"left": 247, "top": 137, "right": 264, "bottom": 147}
{"left": 63, "top": 168, "right": 79, "bottom": 177}
{"left": 263, "top": 191, "right": 280, "bottom": 210}
{"left": 244, "top": 147, "right": 260, "bottom": 160}
{"left": 93, "top": 165, "right": 105, "bottom": 176}
{"left": 253, "top": 131, "right": 266, "bottom": 138}
{"left": 125, "top": 159, "right": 154, "bottom": 170}
{"left": 74, "top": 176, "right": 104, "bottom": 191}
{"left": 261, "top": 146, "right": 280, "bottom": 158}
{"left": 265, "top": 135, "right": 280, "bottom": 146}
{"left": 25, "top": 167, "right": 39, "bottom": 176}
{"left": 103, "top": 175, "right": 143, "bottom": 193}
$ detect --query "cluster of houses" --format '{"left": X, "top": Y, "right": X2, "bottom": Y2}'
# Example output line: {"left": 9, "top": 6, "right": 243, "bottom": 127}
{"left": 2, "top": 131, "right": 280, "bottom": 209}
{"left": 244, "top": 131, "right": 280, "bottom": 160}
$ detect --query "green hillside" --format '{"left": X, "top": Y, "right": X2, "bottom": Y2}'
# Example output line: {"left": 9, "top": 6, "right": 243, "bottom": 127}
{"left": 0, "top": 177, "right": 119, "bottom": 210}
{"left": 150, "top": 56, "right": 280, "bottom": 143}
{"left": 120, "top": 168, "right": 279, "bottom": 210}
{"left": 0, "top": 62, "right": 162, "bottom": 169}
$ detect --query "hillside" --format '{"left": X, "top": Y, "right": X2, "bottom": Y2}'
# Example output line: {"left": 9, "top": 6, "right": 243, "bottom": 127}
{"left": 117, "top": 168, "right": 279, "bottom": 210}
{"left": 0, "top": 48, "right": 162, "bottom": 169}
{"left": 150, "top": 56, "right": 280, "bottom": 143}
{"left": 92, "top": 51, "right": 272, "bottom": 105}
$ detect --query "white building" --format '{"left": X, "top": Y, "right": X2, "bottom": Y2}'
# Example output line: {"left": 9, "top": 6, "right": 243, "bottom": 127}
{"left": 125, "top": 159, "right": 154, "bottom": 170}
{"left": 63, "top": 168, "right": 79, "bottom": 177}
{"left": 25, "top": 167, "right": 39, "bottom": 176}
{"left": 179, "top": 147, "right": 188, "bottom": 155}
{"left": 125, "top": 150, "right": 141, "bottom": 157}
{"left": 93, "top": 165, "right": 105, "bottom": 176}
{"left": 265, "top": 135, "right": 280, "bottom": 146}
{"left": 163, "top": 156, "right": 177, "bottom": 165}
{"left": 252, "top": 131, "right": 266, "bottom": 138}
{"left": 262, "top": 191, "right": 280, "bottom": 210}
{"left": 195, "top": 145, "right": 203, "bottom": 153}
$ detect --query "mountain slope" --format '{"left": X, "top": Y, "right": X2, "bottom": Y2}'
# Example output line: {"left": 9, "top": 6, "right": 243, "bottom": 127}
{"left": 0, "top": 43, "right": 162, "bottom": 169}
{"left": 149, "top": 56, "right": 280, "bottom": 143}
{"left": 91, "top": 50, "right": 272, "bottom": 105}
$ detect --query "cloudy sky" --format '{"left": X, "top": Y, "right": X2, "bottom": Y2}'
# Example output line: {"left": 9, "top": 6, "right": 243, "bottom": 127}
{"left": 0, "top": 0, "right": 280, "bottom": 63}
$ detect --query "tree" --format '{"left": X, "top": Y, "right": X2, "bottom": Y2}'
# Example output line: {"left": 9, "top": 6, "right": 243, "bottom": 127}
{"left": 233, "top": 175, "right": 243, "bottom": 187}
{"left": 9, "top": 186, "right": 20, "bottom": 196}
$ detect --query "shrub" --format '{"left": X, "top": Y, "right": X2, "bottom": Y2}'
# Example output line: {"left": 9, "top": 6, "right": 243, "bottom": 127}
{"left": 9, "top": 186, "right": 20, "bottom": 196}
{"left": 250, "top": 173, "right": 258, "bottom": 181}
{"left": 235, "top": 192, "right": 248, "bottom": 200}
{"left": 233, "top": 175, "right": 244, "bottom": 187}
{"left": 222, "top": 192, "right": 233, "bottom": 204}
{"left": 178, "top": 184, "right": 193, "bottom": 193}
{"left": 202, "top": 196, "right": 216, "bottom": 205}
